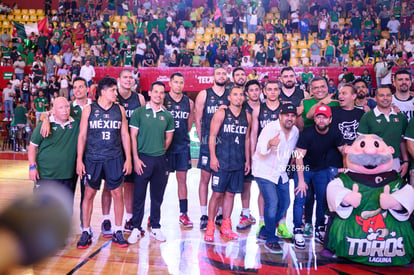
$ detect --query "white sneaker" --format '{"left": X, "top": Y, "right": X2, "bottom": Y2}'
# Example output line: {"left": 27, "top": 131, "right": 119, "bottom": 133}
{"left": 150, "top": 228, "right": 166, "bottom": 242}
{"left": 9, "top": 118, "right": 12, "bottom": 121}
{"left": 2, "top": 118, "right": 8, "bottom": 121}
{"left": 127, "top": 228, "right": 142, "bottom": 244}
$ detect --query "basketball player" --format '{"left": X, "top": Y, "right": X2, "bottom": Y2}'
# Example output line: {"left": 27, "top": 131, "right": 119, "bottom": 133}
{"left": 194, "top": 67, "right": 229, "bottom": 230}
{"left": 76, "top": 77, "right": 132, "bottom": 249}
{"left": 164, "top": 72, "right": 195, "bottom": 227}
{"left": 204, "top": 86, "right": 251, "bottom": 242}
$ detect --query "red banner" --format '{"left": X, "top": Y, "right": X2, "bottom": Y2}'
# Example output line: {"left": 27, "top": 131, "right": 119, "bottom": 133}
{"left": 94, "top": 66, "right": 377, "bottom": 92}
{"left": 3, "top": 65, "right": 413, "bottom": 92}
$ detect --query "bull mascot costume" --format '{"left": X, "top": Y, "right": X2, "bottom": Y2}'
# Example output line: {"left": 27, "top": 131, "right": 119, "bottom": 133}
{"left": 323, "top": 134, "right": 414, "bottom": 266}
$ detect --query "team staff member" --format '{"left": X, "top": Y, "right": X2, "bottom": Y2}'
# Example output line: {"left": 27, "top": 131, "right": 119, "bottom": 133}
{"left": 253, "top": 103, "right": 299, "bottom": 253}
{"left": 127, "top": 81, "right": 174, "bottom": 244}
{"left": 204, "top": 87, "right": 251, "bottom": 242}
{"left": 195, "top": 67, "right": 229, "bottom": 230}
{"left": 76, "top": 77, "right": 132, "bottom": 249}
{"left": 358, "top": 86, "right": 409, "bottom": 177}
{"left": 164, "top": 73, "right": 195, "bottom": 227}
{"left": 391, "top": 69, "right": 414, "bottom": 121}
{"left": 28, "top": 97, "right": 79, "bottom": 206}
{"left": 40, "top": 77, "right": 93, "bottom": 231}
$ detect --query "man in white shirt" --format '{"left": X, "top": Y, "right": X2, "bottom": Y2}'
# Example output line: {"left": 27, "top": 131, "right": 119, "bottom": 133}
{"left": 252, "top": 103, "right": 299, "bottom": 253}
{"left": 241, "top": 56, "right": 253, "bottom": 67}
{"left": 134, "top": 38, "right": 146, "bottom": 67}
{"left": 387, "top": 15, "right": 400, "bottom": 41}
{"left": 79, "top": 60, "right": 96, "bottom": 87}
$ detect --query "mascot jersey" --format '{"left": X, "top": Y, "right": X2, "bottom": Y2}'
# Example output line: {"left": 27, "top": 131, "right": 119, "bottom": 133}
{"left": 326, "top": 171, "right": 414, "bottom": 266}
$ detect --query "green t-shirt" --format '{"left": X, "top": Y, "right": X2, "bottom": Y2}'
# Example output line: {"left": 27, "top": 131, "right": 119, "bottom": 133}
{"left": 30, "top": 118, "right": 80, "bottom": 179}
{"left": 301, "top": 72, "right": 314, "bottom": 84}
{"left": 302, "top": 98, "right": 340, "bottom": 128}
{"left": 325, "top": 45, "right": 334, "bottom": 55}
{"left": 110, "top": 55, "right": 121, "bottom": 66}
{"left": 26, "top": 52, "right": 34, "bottom": 65}
{"left": 329, "top": 11, "right": 339, "bottom": 22}
{"left": 327, "top": 172, "right": 414, "bottom": 266}
{"left": 156, "top": 18, "right": 168, "bottom": 32}
{"left": 129, "top": 105, "right": 175, "bottom": 157}
{"left": 358, "top": 109, "right": 408, "bottom": 158}
{"left": 12, "top": 105, "right": 27, "bottom": 125}
{"left": 124, "top": 51, "right": 133, "bottom": 66}
{"left": 33, "top": 97, "right": 49, "bottom": 112}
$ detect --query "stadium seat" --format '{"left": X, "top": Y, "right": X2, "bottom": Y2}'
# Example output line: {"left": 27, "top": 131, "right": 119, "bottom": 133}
{"left": 289, "top": 58, "right": 299, "bottom": 66}
{"left": 122, "top": 16, "right": 129, "bottom": 22}
{"left": 291, "top": 48, "right": 297, "bottom": 58}
{"left": 285, "top": 33, "right": 292, "bottom": 40}
{"left": 247, "top": 33, "right": 255, "bottom": 42}
{"left": 36, "top": 9, "right": 44, "bottom": 16}
{"left": 205, "top": 27, "right": 213, "bottom": 35}
{"left": 22, "top": 15, "right": 29, "bottom": 22}
{"left": 266, "top": 14, "right": 273, "bottom": 20}
{"left": 302, "top": 57, "right": 310, "bottom": 65}
{"left": 297, "top": 40, "right": 308, "bottom": 48}
{"left": 195, "top": 33, "right": 203, "bottom": 41}
{"left": 0, "top": 15, "right": 5, "bottom": 20}
{"left": 7, "top": 15, "right": 13, "bottom": 21}
{"left": 292, "top": 33, "right": 300, "bottom": 41}
{"left": 29, "top": 9, "right": 35, "bottom": 15}
{"left": 21, "top": 9, "right": 28, "bottom": 15}
{"left": 381, "top": 31, "right": 390, "bottom": 39}
{"left": 13, "top": 9, "right": 21, "bottom": 15}
{"left": 270, "top": 7, "right": 278, "bottom": 13}
{"left": 30, "top": 15, "right": 37, "bottom": 22}
{"left": 319, "top": 40, "right": 327, "bottom": 49}
{"left": 213, "top": 28, "right": 222, "bottom": 35}
{"left": 113, "top": 15, "right": 121, "bottom": 22}
{"left": 2, "top": 21, "right": 10, "bottom": 28}
{"left": 187, "top": 41, "right": 195, "bottom": 50}
{"left": 240, "top": 33, "right": 247, "bottom": 40}
{"left": 339, "top": 18, "right": 345, "bottom": 25}
{"left": 300, "top": 49, "right": 309, "bottom": 58}
{"left": 14, "top": 15, "right": 22, "bottom": 22}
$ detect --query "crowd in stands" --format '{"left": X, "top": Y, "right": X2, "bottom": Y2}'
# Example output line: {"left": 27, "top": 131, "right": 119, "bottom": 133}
{"left": 0, "top": 0, "right": 414, "bottom": 119}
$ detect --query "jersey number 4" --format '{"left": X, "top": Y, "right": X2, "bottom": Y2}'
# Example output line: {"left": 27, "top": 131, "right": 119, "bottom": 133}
{"left": 235, "top": 136, "right": 239, "bottom": 144}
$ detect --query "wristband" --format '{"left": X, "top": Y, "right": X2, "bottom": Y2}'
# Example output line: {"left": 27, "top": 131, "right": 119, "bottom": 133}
{"left": 29, "top": 164, "right": 37, "bottom": 170}
{"left": 401, "top": 160, "right": 409, "bottom": 163}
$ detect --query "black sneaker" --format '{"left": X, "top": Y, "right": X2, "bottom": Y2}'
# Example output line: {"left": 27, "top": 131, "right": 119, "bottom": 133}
{"left": 101, "top": 219, "right": 112, "bottom": 238}
{"left": 315, "top": 226, "right": 325, "bottom": 244}
{"left": 77, "top": 231, "right": 92, "bottom": 249}
{"left": 256, "top": 233, "right": 267, "bottom": 243}
{"left": 112, "top": 230, "right": 128, "bottom": 248}
{"left": 265, "top": 242, "right": 283, "bottom": 254}
{"left": 293, "top": 228, "right": 306, "bottom": 250}
{"left": 200, "top": 215, "right": 208, "bottom": 230}
{"left": 124, "top": 218, "right": 134, "bottom": 232}
{"left": 215, "top": 214, "right": 223, "bottom": 226}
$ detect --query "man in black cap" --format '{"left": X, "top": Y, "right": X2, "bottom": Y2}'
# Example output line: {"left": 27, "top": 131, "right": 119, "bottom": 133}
{"left": 252, "top": 103, "right": 299, "bottom": 253}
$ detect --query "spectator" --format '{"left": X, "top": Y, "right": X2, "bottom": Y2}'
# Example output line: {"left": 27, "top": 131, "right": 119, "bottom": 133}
{"left": 241, "top": 56, "right": 253, "bottom": 67}
{"left": 310, "top": 37, "right": 322, "bottom": 66}
{"left": 32, "top": 90, "right": 49, "bottom": 124}
{"left": 387, "top": 15, "right": 400, "bottom": 42}
{"left": 13, "top": 55, "right": 25, "bottom": 80}
{"left": 2, "top": 82, "right": 14, "bottom": 121}
{"left": 79, "top": 60, "right": 95, "bottom": 87}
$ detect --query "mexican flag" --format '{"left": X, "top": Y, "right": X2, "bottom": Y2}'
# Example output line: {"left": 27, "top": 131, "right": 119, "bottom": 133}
{"left": 12, "top": 18, "right": 48, "bottom": 39}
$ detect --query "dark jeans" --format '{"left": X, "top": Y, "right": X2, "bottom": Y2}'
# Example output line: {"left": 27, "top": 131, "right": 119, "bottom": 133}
{"left": 256, "top": 177, "right": 290, "bottom": 243}
{"left": 132, "top": 154, "right": 169, "bottom": 229}
{"left": 293, "top": 169, "right": 330, "bottom": 229}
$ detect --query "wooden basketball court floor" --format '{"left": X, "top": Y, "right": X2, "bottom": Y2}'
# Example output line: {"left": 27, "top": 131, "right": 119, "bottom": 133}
{"left": 0, "top": 159, "right": 411, "bottom": 274}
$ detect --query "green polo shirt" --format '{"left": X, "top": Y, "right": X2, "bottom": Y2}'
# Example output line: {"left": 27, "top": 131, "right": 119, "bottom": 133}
{"left": 30, "top": 117, "right": 80, "bottom": 179}
{"left": 70, "top": 98, "right": 91, "bottom": 121}
{"left": 404, "top": 119, "right": 414, "bottom": 169}
{"left": 129, "top": 104, "right": 175, "bottom": 157}
{"left": 358, "top": 107, "right": 408, "bottom": 159}
{"left": 302, "top": 97, "right": 340, "bottom": 128}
